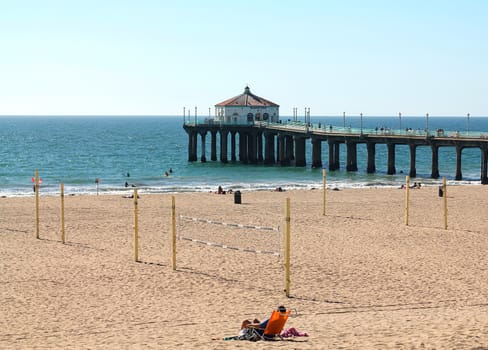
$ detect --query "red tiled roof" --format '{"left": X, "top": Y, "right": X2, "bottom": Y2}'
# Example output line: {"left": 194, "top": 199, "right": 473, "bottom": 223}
{"left": 215, "top": 86, "right": 279, "bottom": 107}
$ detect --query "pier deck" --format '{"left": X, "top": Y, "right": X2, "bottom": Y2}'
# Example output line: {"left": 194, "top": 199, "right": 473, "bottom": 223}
{"left": 183, "top": 121, "right": 488, "bottom": 183}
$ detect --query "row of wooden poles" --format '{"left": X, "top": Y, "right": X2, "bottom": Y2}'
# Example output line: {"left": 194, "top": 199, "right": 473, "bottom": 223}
{"left": 321, "top": 169, "right": 449, "bottom": 229}
{"left": 122, "top": 178, "right": 449, "bottom": 296}
{"left": 32, "top": 170, "right": 293, "bottom": 297}
{"left": 32, "top": 169, "right": 447, "bottom": 296}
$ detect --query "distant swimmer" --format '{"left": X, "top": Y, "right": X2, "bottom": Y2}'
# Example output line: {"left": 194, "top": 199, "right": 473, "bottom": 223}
{"left": 164, "top": 171, "right": 169, "bottom": 177}
{"left": 169, "top": 168, "right": 173, "bottom": 173}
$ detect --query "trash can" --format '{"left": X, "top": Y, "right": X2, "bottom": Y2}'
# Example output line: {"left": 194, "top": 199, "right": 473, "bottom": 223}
{"left": 438, "top": 186, "right": 443, "bottom": 197}
{"left": 234, "top": 190, "right": 241, "bottom": 204}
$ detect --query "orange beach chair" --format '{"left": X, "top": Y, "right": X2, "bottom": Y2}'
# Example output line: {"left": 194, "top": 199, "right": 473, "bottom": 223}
{"left": 255, "top": 309, "right": 291, "bottom": 340}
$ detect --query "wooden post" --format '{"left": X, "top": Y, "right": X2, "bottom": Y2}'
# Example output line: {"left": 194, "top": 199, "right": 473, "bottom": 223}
{"left": 443, "top": 177, "right": 448, "bottom": 230}
{"left": 405, "top": 176, "right": 410, "bottom": 226}
{"left": 322, "top": 169, "right": 327, "bottom": 216}
{"left": 35, "top": 169, "right": 40, "bottom": 239}
{"left": 60, "top": 183, "right": 65, "bottom": 244}
{"left": 171, "top": 196, "right": 176, "bottom": 270}
{"left": 134, "top": 188, "right": 139, "bottom": 262}
{"left": 284, "top": 198, "right": 291, "bottom": 297}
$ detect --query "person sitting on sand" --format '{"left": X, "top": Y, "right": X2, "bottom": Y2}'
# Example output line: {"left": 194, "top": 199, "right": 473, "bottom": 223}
{"left": 240, "top": 305, "right": 287, "bottom": 336}
{"left": 240, "top": 319, "right": 262, "bottom": 335}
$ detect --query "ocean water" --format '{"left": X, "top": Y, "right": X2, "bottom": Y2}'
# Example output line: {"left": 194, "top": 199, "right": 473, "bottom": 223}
{"left": 1, "top": 115, "right": 487, "bottom": 197}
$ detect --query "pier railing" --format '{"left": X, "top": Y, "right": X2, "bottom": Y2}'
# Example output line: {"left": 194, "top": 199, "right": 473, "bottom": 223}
{"left": 183, "top": 119, "right": 488, "bottom": 140}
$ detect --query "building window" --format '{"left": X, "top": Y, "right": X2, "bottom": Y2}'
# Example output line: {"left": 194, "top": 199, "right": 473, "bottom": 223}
{"left": 247, "top": 113, "right": 254, "bottom": 122}
{"left": 263, "top": 113, "right": 269, "bottom": 121}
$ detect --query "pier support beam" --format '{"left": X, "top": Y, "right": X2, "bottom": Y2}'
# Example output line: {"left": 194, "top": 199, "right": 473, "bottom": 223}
{"left": 409, "top": 144, "right": 417, "bottom": 178}
{"left": 328, "top": 141, "right": 340, "bottom": 171}
{"left": 455, "top": 144, "right": 463, "bottom": 180}
{"left": 289, "top": 135, "right": 295, "bottom": 161}
{"left": 248, "top": 131, "right": 258, "bottom": 164}
{"left": 334, "top": 143, "right": 340, "bottom": 170}
{"left": 278, "top": 134, "right": 285, "bottom": 165}
{"left": 257, "top": 131, "right": 263, "bottom": 162}
{"left": 431, "top": 144, "right": 440, "bottom": 179}
{"left": 346, "top": 141, "right": 358, "bottom": 172}
{"left": 366, "top": 142, "right": 376, "bottom": 173}
{"left": 199, "top": 131, "right": 207, "bottom": 162}
{"left": 239, "top": 131, "right": 248, "bottom": 163}
{"left": 264, "top": 132, "right": 275, "bottom": 164}
{"left": 481, "top": 146, "right": 488, "bottom": 184}
{"left": 230, "top": 131, "right": 237, "bottom": 162}
{"left": 311, "top": 137, "right": 322, "bottom": 168}
{"left": 387, "top": 143, "right": 396, "bottom": 175}
{"left": 210, "top": 130, "right": 217, "bottom": 161}
{"left": 328, "top": 142, "right": 335, "bottom": 171}
{"left": 188, "top": 131, "right": 198, "bottom": 162}
{"left": 281, "top": 135, "right": 293, "bottom": 166}
{"left": 294, "top": 136, "right": 307, "bottom": 167}
{"left": 220, "top": 130, "right": 228, "bottom": 163}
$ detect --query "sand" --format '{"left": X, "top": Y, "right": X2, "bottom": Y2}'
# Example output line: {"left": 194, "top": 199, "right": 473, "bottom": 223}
{"left": 1, "top": 185, "right": 488, "bottom": 349}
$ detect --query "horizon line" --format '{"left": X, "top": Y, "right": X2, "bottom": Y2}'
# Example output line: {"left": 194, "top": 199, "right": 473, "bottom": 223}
{"left": 0, "top": 114, "right": 486, "bottom": 118}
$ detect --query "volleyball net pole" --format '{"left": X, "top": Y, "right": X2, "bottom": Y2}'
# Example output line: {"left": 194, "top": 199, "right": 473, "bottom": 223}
{"left": 322, "top": 169, "right": 327, "bottom": 216}
{"left": 284, "top": 197, "right": 291, "bottom": 298}
{"left": 404, "top": 175, "right": 410, "bottom": 226}
{"left": 60, "top": 183, "right": 65, "bottom": 244}
{"left": 443, "top": 177, "right": 448, "bottom": 230}
{"left": 35, "top": 169, "right": 40, "bottom": 239}
{"left": 171, "top": 196, "right": 177, "bottom": 270}
{"left": 133, "top": 188, "right": 139, "bottom": 262}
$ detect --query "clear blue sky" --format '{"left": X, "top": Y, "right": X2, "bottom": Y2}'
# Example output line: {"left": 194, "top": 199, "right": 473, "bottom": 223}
{"left": 1, "top": 0, "right": 486, "bottom": 116}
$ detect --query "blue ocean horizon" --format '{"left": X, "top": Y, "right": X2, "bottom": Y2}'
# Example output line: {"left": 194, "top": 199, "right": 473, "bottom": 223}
{"left": 1, "top": 115, "right": 487, "bottom": 197}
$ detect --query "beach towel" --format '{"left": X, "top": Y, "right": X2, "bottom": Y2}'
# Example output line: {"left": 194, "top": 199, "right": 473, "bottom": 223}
{"left": 280, "top": 327, "right": 309, "bottom": 338}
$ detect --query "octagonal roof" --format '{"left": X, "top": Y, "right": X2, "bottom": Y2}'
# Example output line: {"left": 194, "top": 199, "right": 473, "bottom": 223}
{"left": 215, "top": 86, "right": 279, "bottom": 107}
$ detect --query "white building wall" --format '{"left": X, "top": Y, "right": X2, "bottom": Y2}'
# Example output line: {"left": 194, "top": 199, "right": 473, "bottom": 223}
{"left": 215, "top": 106, "right": 279, "bottom": 124}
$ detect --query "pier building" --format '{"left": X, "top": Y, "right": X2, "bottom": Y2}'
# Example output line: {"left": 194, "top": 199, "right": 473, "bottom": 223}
{"left": 214, "top": 86, "right": 279, "bottom": 124}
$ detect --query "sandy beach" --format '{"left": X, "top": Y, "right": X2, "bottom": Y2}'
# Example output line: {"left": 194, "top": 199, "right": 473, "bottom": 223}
{"left": 1, "top": 185, "right": 488, "bottom": 349}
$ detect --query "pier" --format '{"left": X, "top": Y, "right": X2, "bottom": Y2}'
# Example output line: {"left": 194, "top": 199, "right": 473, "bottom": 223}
{"left": 183, "top": 121, "right": 488, "bottom": 184}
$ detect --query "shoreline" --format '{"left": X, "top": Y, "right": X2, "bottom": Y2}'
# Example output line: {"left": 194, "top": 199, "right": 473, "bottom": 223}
{"left": 1, "top": 178, "right": 485, "bottom": 199}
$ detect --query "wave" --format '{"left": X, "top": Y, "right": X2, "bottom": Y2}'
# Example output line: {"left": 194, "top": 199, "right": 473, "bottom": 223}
{"left": 1, "top": 177, "right": 482, "bottom": 198}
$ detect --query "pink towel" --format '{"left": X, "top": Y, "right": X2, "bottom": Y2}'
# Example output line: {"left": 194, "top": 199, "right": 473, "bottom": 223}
{"left": 280, "top": 327, "right": 309, "bottom": 338}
